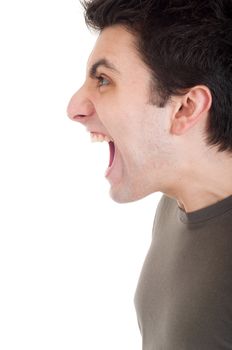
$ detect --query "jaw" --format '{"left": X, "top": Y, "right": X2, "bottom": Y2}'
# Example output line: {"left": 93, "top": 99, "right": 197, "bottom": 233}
{"left": 90, "top": 131, "right": 157, "bottom": 203}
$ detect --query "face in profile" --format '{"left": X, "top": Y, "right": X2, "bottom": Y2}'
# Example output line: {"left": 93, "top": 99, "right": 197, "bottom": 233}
{"left": 67, "top": 25, "right": 176, "bottom": 203}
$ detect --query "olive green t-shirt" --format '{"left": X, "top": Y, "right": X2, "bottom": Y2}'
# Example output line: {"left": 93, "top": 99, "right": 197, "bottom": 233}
{"left": 134, "top": 194, "right": 232, "bottom": 349}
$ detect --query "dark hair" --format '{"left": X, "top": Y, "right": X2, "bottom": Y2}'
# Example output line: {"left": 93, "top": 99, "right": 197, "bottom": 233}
{"left": 82, "top": 0, "right": 232, "bottom": 153}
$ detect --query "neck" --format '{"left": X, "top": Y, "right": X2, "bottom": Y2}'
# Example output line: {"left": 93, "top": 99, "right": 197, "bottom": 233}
{"left": 167, "top": 149, "right": 232, "bottom": 213}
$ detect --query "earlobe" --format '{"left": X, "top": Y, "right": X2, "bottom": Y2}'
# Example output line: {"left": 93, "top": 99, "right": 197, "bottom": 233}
{"left": 170, "top": 86, "right": 212, "bottom": 136}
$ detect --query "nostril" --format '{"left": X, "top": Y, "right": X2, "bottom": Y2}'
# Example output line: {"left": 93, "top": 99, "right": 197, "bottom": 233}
{"left": 71, "top": 114, "right": 89, "bottom": 123}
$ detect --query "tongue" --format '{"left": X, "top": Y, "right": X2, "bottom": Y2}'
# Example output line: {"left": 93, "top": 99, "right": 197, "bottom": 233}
{"left": 108, "top": 141, "right": 115, "bottom": 168}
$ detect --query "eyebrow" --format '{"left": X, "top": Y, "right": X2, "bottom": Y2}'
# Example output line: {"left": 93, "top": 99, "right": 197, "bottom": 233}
{"left": 89, "top": 58, "right": 120, "bottom": 78}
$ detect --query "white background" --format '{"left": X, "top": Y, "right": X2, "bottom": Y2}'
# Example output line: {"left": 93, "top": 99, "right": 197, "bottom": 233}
{"left": 0, "top": 1, "right": 161, "bottom": 349}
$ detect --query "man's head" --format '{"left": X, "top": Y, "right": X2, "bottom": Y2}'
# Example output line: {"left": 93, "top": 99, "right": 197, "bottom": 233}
{"left": 67, "top": 0, "right": 232, "bottom": 203}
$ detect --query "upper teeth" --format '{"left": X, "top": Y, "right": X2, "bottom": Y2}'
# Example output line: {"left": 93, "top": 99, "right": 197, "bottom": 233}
{"left": 90, "top": 132, "right": 112, "bottom": 143}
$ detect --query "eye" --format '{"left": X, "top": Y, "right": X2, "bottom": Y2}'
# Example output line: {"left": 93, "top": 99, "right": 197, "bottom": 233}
{"left": 96, "top": 75, "right": 110, "bottom": 88}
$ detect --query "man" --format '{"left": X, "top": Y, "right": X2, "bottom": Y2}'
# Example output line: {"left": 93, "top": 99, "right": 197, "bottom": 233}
{"left": 67, "top": 0, "right": 232, "bottom": 348}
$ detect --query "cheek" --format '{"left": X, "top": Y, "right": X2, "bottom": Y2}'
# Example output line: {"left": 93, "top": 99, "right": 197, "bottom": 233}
{"left": 97, "top": 99, "right": 131, "bottom": 136}
{"left": 96, "top": 97, "right": 160, "bottom": 159}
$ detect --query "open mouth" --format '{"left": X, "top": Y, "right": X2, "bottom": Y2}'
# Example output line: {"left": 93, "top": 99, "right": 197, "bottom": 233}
{"left": 90, "top": 132, "right": 115, "bottom": 171}
{"left": 109, "top": 141, "right": 115, "bottom": 168}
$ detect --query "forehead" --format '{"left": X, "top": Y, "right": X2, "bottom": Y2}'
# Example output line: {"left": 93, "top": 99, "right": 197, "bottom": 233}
{"left": 87, "top": 25, "right": 147, "bottom": 74}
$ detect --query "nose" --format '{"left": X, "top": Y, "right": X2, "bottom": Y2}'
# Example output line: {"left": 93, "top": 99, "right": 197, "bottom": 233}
{"left": 67, "top": 85, "right": 95, "bottom": 123}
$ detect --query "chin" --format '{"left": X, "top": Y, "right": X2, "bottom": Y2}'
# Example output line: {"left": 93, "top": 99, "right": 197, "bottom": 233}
{"left": 109, "top": 183, "right": 151, "bottom": 204}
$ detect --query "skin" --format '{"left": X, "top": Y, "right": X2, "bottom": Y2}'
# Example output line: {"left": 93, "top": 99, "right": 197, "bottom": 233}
{"left": 67, "top": 25, "right": 232, "bottom": 212}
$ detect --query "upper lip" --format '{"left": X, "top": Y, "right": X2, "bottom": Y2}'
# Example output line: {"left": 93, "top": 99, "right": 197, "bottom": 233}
{"left": 87, "top": 129, "right": 114, "bottom": 142}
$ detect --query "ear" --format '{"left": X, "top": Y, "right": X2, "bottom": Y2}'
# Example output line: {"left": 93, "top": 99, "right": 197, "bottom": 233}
{"left": 170, "top": 86, "right": 212, "bottom": 135}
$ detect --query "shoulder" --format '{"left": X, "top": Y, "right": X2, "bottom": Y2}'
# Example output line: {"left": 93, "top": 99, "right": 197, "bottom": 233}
{"left": 152, "top": 194, "right": 178, "bottom": 236}
{"left": 156, "top": 193, "right": 177, "bottom": 216}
